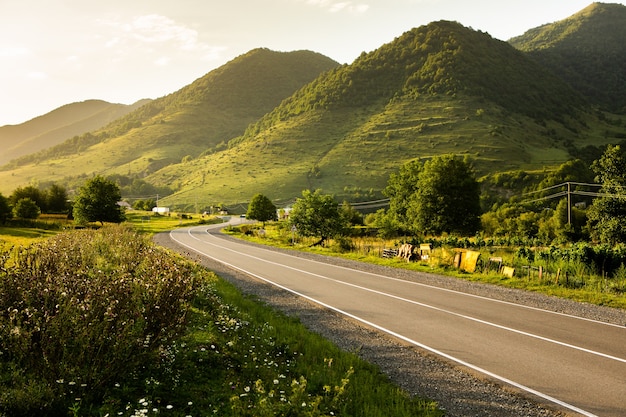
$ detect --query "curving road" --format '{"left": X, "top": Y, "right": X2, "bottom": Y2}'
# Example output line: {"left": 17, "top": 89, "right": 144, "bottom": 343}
{"left": 168, "top": 220, "right": 626, "bottom": 417}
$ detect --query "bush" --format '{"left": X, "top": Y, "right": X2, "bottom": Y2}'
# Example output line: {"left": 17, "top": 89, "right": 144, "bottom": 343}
{"left": 0, "top": 226, "right": 197, "bottom": 415}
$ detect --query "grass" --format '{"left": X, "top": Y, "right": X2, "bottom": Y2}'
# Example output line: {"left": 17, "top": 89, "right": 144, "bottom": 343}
{"left": 0, "top": 223, "right": 443, "bottom": 416}
{"left": 0, "top": 215, "right": 71, "bottom": 250}
{"left": 124, "top": 210, "right": 223, "bottom": 235}
{"left": 225, "top": 222, "right": 626, "bottom": 310}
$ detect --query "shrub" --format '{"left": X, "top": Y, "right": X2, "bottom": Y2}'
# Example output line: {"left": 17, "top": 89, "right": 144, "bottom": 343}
{"left": 0, "top": 225, "right": 197, "bottom": 415}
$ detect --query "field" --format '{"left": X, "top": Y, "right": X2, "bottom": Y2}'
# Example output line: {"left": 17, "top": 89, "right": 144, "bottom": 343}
{"left": 0, "top": 222, "right": 442, "bottom": 416}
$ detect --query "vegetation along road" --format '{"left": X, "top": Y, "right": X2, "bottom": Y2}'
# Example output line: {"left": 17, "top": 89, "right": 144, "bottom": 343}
{"left": 165, "top": 221, "right": 626, "bottom": 417}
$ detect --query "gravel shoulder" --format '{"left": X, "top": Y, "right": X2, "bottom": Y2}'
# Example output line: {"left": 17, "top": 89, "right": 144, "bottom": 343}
{"left": 154, "top": 231, "right": 626, "bottom": 417}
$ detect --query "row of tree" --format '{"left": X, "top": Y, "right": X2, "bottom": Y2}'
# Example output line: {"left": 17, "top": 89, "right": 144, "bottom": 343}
{"left": 0, "top": 176, "right": 125, "bottom": 225}
{"left": 247, "top": 146, "right": 626, "bottom": 247}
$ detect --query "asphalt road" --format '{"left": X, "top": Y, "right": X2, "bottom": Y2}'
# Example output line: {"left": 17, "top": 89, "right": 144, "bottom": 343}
{"left": 169, "top": 221, "right": 626, "bottom": 417}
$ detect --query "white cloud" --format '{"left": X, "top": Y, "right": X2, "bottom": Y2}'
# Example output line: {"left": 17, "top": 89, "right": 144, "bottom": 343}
{"left": 99, "top": 14, "right": 226, "bottom": 62}
{"left": 303, "top": 0, "right": 370, "bottom": 13}
{"left": 0, "top": 46, "right": 31, "bottom": 58}
{"left": 26, "top": 71, "right": 48, "bottom": 80}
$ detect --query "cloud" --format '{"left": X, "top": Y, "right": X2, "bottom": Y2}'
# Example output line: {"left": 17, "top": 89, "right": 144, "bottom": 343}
{"left": 99, "top": 14, "right": 226, "bottom": 62}
{"left": 303, "top": 0, "right": 370, "bottom": 13}
{"left": 0, "top": 46, "right": 31, "bottom": 58}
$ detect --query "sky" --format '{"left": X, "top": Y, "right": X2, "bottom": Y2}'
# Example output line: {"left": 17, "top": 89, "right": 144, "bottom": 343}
{"left": 1, "top": 0, "right": 621, "bottom": 126}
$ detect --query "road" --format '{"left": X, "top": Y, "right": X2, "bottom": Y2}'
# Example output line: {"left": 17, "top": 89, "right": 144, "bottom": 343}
{"left": 168, "top": 220, "right": 626, "bottom": 417}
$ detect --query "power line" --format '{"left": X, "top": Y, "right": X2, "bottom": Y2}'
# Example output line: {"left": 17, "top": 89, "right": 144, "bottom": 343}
{"left": 520, "top": 181, "right": 626, "bottom": 224}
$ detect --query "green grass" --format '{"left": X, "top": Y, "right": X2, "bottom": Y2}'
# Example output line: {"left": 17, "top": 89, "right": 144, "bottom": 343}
{"left": 123, "top": 210, "right": 222, "bottom": 235}
{"left": 0, "top": 225, "right": 442, "bottom": 416}
{"left": 225, "top": 222, "right": 626, "bottom": 310}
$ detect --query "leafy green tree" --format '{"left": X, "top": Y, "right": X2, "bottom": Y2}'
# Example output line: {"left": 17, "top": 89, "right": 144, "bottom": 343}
{"left": 0, "top": 193, "right": 12, "bottom": 224}
{"left": 10, "top": 185, "right": 47, "bottom": 213}
{"left": 408, "top": 154, "right": 481, "bottom": 235}
{"left": 13, "top": 198, "right": 40, "bottom": 219}
{"left": 246, "top": 193, "right": 277, "bottom": 226}
{"left": 381, "top": 159, "right": 423, "bottom": 235}
{"left": 133, "top": 199, "right": 156, "bottom": 211}
{"left": 587, "top": 145, "right": 626, "bottom": 244}
{"left": 73, "top": 176, "right": 125, "bottom": 225}
{"left": 45, "top": 183, "right": 69, "bottom": 213}
{"left": 340, "top": 201, "right": 363, "bottom": 226}
{"left": 289, "top": 189, "right": 347, "bottom": 246}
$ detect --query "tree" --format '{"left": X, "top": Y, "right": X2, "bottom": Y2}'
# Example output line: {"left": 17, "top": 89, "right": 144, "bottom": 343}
{"left": 0, "top": 193, "right": 12, "bottom": 224}
{"left": 246, "top": 194, "right": 277, "bottom": 226}
{"left": 289, "top": 189, "right": 347, "bottom": 246}
{"left": 408, "top": 154, "right": 481, "bottom": 235}
{"left": 13, "top": 198, "right": 40, "bottom": 219}
{"left": 46, "top": 183, "right": 69, "bottom": 213}
{"left": 382, "top": 159, "right": 423, "bottom": 234}
{"left": 587, "top": 145, "right": 626, "bottom": 245}
{"left": 10, "top": 185, "right": 47, "bottom": 213}
{"left": 73, "top": 176, "right": 125, "bottom": 225}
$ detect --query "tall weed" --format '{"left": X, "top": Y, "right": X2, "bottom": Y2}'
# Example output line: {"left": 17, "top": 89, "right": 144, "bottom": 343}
{"left": 0, "top": 225, "right": 197, "bottom": 415}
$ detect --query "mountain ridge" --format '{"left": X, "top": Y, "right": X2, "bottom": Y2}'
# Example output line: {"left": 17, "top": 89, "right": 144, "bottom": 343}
{"left": 0, "top": 49, "right": 339, "bottom": 193}
{"left": 1, "top": 4, "right": 625, "bottom": 209}
{"left": 0, "top": 99, "right": 150, "bottom": 165}
{"left": 152, "top": 18, "right": 624, "bottom": 209}
{"left": 509, "top": 2, "right": 626, "bottom": 111}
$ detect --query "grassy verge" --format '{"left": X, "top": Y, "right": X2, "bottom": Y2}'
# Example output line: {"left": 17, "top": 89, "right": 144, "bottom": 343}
{"left": 224, "top": 223, "right": 626, "bottom": 310}
{"left": 0, "top": 225, "right": 442, "bottom": 416}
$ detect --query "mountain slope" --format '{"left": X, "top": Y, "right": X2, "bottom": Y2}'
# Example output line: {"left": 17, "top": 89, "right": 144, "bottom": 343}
{"left": 0, "top": 99, "right": 149, "bottom": 165}
{"left": 0, "top": 49, "right": 339, "bottom": 193}
{"left": 509, "top": 2, "right": 626, "bottom": 112}
{"left": 152, "top": 20, "right": 624, "bottom": 210}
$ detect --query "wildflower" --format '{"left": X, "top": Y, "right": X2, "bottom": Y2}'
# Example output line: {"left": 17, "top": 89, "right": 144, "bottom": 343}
{"left": 166, "top": 405, "right": 173, "bottom": 409}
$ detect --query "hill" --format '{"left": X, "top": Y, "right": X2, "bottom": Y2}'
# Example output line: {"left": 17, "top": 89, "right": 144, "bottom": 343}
{"left": 509, "top": 2, "right": 626, "bottom": 112}
{"left": 152, "top": 20, "right": 626, "bottom": 210}
{"left": 0, "top": 49, "right": 339, "bottom": 193}
{"left": 0, "top": 99, "right": 149, "bottom": 165}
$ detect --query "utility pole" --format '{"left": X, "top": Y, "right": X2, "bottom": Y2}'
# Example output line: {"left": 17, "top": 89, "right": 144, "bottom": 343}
{"left": 561, "top": 182, "right": 575, "bottom": 225}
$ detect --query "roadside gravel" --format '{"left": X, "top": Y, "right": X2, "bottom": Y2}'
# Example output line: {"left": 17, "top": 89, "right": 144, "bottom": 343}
{"left": 154, "top": 231, "right": 626, "bottom": 417}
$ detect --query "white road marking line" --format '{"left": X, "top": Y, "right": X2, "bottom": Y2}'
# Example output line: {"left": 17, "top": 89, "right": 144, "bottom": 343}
{"left": 170, "top": 226, "right": 602, "bottom": 417}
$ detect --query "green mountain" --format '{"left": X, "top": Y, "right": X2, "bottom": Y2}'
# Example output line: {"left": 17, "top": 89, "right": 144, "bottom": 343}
{"left": 0, "top": 49, "right": 339, "bottom": 193}
{"left": 2, "top": 6, "right": 626, "bottom": 210}
{"left": 152, "top": 20, "right": 625, "bottom": 210}
{"left": 0, "top": 99, "right": 149, "bottom": 165}
{"left": 509, "top": 2, "right": 626, "bottom": 112}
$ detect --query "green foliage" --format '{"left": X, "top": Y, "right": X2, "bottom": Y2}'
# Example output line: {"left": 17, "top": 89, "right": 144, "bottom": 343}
{"left": 410, "top": 155, "right": 481, "bottom": 235}
{"left": 132, "top": 198, "right": 156, "bottom": 211}
{"left": 12, "top": 198, "right": 40, "bottom": 220}
{"left": 383, "top": 159, "right": 423, "bottom": 235}
{"left": 45, "top": 184, "right": 69, "bottom": 214}
{"left": 0, "top": 193, "right": 12, "bottom": 224}
{"left": 0, "top": 226, "right": 196, "bottom": 415}
{"left": 510, "top": 3, "right": 626, "bottom": 112}
{"left": 289, "top": 190, "right": 348, "bottom": 244}
{"left": 72, "top": 176, "right": 125, "bottom": 225}
{"left": 246, "top": 193, "right": 278, "bottom": 225}
{"left": 587, "top": 145, "right": 626, "bottom": 244}
{"left": 10, "top": 186, "right": 46, "bottom": 213}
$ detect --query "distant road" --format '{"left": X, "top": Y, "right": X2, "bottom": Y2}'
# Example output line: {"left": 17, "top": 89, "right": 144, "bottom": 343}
{"left": 169, "top": 221, "right": 626, "bottom": 417}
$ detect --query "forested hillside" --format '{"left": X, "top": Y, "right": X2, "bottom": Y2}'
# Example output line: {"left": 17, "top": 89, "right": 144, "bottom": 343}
{"left": 510, "top": 2, "right": 626, "bottom": 112}
{"left": 2, "top": 4, "right": 626, "bottom": 209}
{"left": 0, "top": 49, "right": 338, "bottom": 193}
{"left": 153, "top": 19, "right": 625, "bottom": 210}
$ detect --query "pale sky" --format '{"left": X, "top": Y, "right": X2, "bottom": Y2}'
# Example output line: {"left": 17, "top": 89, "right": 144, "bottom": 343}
{"left": 0, "top": 0, "right": 619, "bottom": 126}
